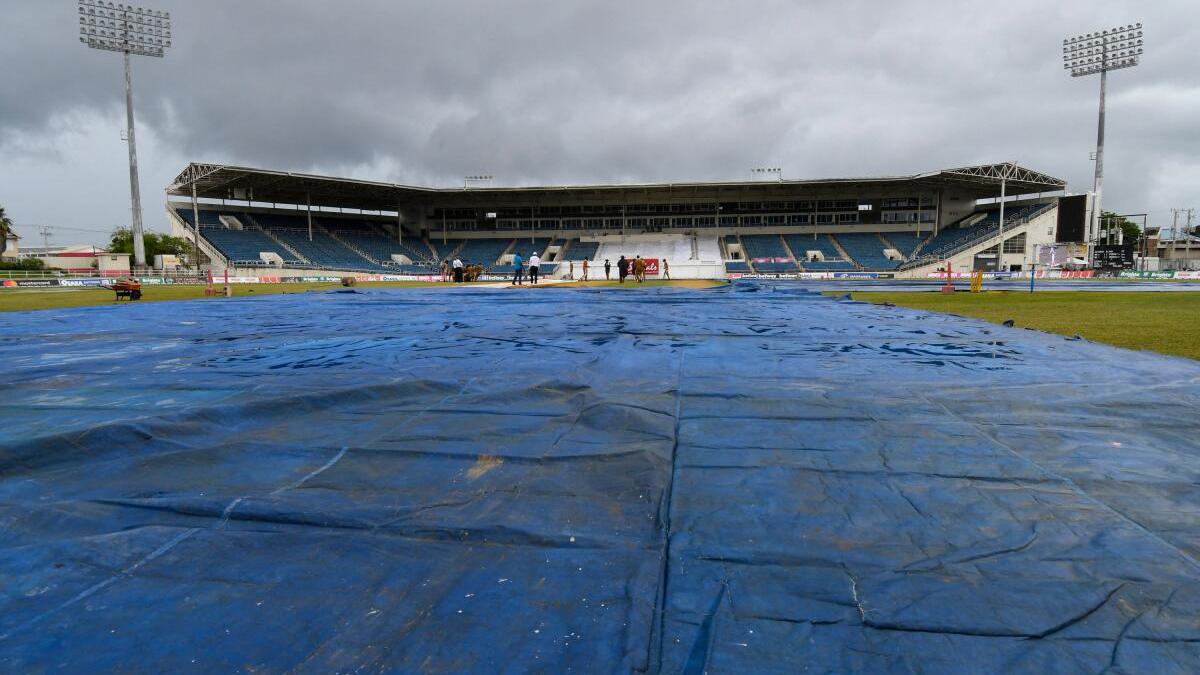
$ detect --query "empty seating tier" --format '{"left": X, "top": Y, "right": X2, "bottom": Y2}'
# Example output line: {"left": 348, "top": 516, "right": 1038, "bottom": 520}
{"left": 199, "top": 226, "right": 298, "bottom": 265}
{"left": 180, "top": 209, "right": 299, "bottom": 265}
{"left": 740, "top": 234, "right": 796, "bottom": 272}
{"left": 268, "top": 228, "right": 381, "bottom": 271}
{"left": 836, "top": 233, "right": 899, "bottom": 270}
{"left": 784, "top": 234, "right": 856, "bottom": 270}
{"left": 450, "top": 239, "right": 515, "bottom": 271}
{"left": 562, "top": 240, "right": 600, "bottom": 261}
{"left": 910, "top": 204, "right": 1049, "bottom": 262}
{"left": 327, "top": 224, "right": 433, "bottom": 266}
{"left": 883, "top": 232, "right": 926, "bottom": 257}
{"left": 512, "top": 238, "right": 553, "bottom": 259}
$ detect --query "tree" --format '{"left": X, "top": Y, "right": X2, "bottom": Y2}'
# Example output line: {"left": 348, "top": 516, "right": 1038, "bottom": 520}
{"left": 109, "top": 227, "right": 194, "bottom": 263}
{"left": 0, "top": 257, "right": 45, "bottom": 271}
{"left": 1101, "top": 211, "right": 1141, "bottom": 245}
{"left": 0, "top": 204, "right": 12, "bottom": 257}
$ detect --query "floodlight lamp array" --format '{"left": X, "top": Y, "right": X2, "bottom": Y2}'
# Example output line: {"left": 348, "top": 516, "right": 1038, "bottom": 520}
{"left": 1062, "top": 23, "right": 1142, "bottom": 77}
{"left": 78, "top": 0, "right": 172, "bottom": 57}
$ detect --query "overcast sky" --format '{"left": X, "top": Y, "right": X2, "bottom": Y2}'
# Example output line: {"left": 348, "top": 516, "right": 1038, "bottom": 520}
{"left": 2, "top": 0, "right": 1197, "bottom": 247}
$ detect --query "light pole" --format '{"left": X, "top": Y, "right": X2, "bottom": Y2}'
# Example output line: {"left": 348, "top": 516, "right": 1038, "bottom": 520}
{"left": 1063, "top": 22, "right": 1143, "bottom": 266}
{"left": 78, "top": 0, "right": 173, "bottom": 270}
{"left": 993, "top": 162, "right": 1023, "bottom": 273}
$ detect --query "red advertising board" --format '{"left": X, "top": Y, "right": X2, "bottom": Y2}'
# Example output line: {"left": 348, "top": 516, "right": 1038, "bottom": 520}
{"left": 643, "top": 258, "right": 660, "bottom": 276}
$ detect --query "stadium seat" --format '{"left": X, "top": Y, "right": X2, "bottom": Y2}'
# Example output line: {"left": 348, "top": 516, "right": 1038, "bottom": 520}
{"left": 904, "top": 203, "right": 1051, "bottom": 266}
{"left": 882, "top": 232, "right": 926, "bottom": 258}
{"left": 836, "top": 233, "right": 899, "bottom": 270}
{"left": 784, "top": 234, "right": 856, "bottom": 271}
{"left": 448, "top": 239, "right": 515, "bottom": 271}
{"left": 247, "top": 213, "right": 383, "bottom": 271}
{"left": 513, "top": 238, "right": 553, "bottom": 259}
{"left": 323, "top": 220, "right": 434, "bottom": 267}
{"left": 740, "top": 234, "right": 797, "bottom": 272}
{"left": 562, "top": 240, "right": 600, "bottom": 261}
{"left": 179, "top": 209, "right": 300, "bottom": 266}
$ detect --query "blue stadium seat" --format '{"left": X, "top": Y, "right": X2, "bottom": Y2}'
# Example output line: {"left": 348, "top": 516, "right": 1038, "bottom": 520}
{"left": 323, "top": 220, "right": 433, "bottom": 267}
{"left": 198, "top": 226, "right": 299, "bottom": 265}
{"left": 174, "top": 208, "right": 225, "bottom": 227}
{"left": 562, "top": 240, "right": 599, "bottom": 261}
{"left": 784, "top": 234, "right": 856, "bottom": 270}
{"left": 740, "top": 234, "right": 797, "bottom": 272}
{"left": 836, "top": 233, "right": 900, "bottom": 270}
{"left": 180, "top": 209, "right": 300, "bottom": 266}
{"left": 248, "top": 213, "right": 382, "bottom": 271}
{"left": 908, "top": 204, "right": 1051, "bottom": 263}
{"left": 513, "top": 238, "right": 553, "bottom": 259}
{"left": 883, "top": 232, "right": 926, "bottom": 257}
{"left": 450, "top": 239, "right": 515, "bottom": 271}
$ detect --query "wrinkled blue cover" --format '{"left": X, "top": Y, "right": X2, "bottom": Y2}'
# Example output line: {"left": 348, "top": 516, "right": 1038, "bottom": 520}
{"left": 1, "top": 282, "right": 1198, "bottom": 673}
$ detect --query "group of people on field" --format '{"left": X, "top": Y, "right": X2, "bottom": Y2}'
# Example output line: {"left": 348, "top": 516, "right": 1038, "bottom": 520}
{"left": 614, "top": 255, "right": 668, "bottom": 283}
{"left": 441, "top": 251, "right": 671, "bottom": 285}
{"left": 509, "top": 250, "right": 544, "bottom": 285}
{"left": 441, "top": 257, "right": 487, "bottom": 283}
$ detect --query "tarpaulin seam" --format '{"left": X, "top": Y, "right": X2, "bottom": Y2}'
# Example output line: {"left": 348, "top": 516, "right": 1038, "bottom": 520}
{"left": 922, "top": 393, "right": 1200, "bottom": 574}
{"left": 269, "top": 447, "right": 348, "bottom": 496}
{"left": 217, "top": 451, "right": 344, "bottom": 527}
{"left": 0, "top": 379, "right": 476, "bottom": 472}
{"left": 652, "top": 350, "right": 686, "bottom": 674}
{"left": 0, "top": 527, "right": 200, "bottom": 641}
{"left": 212, "top": 374, "right": 483, "bottom": 529}
{"left": 462, "top": 334, "right": 592, "bottom": 354}
{"left": 3, "top": 446, "right": 342, "bottom": 641}
{"left": 676, "top": 464, "right": 1060, "bottom": 486}
{"left": 898, "top": 524, "right": 1040, "bottom": 573}
{"left": 681, "top": 582, "right": 726, "bottom": 675}
{"left": 859, "top": 582, "right": 1126, "bottom": 640}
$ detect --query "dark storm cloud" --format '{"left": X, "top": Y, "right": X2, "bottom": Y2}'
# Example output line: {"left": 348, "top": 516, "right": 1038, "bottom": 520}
{"left": 1, "top": 0, "right": 1198, "bottom": 235}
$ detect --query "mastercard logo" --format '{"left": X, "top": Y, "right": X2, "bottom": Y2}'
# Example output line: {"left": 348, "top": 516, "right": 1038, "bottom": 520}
{"left": 1, "top": 280, "right": 16, "bottom": 288}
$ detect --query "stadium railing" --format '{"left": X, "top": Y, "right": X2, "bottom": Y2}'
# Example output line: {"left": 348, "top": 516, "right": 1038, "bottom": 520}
{"left": 897, "top": 203, "right": 1053, "bottom": 271}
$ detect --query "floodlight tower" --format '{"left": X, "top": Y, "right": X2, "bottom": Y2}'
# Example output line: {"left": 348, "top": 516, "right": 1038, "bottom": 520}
{"left": 1062, "top": 23, "right": 1143, "bottom": 261}
{"left": 78, "top": 0, "right": 173, "bottom": 269}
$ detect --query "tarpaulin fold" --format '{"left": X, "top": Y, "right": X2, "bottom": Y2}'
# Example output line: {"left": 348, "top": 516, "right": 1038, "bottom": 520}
{"left": 1, "top": 282, "right": 1198, "bottom": 673}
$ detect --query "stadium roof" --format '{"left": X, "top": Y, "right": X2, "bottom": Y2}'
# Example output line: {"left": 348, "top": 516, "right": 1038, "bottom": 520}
{"left": 167, "top": 162, "right": 1067, "bottom": 211}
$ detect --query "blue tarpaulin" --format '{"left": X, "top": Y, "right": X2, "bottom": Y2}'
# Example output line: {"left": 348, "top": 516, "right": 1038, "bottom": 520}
{"left": 1, "top": 282, "right": 1198, "bottom": 673}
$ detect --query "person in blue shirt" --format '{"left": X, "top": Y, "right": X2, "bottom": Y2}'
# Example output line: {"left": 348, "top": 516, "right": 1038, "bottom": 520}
{"left": 511, "top": 252, "right": 524, "bottom": 285}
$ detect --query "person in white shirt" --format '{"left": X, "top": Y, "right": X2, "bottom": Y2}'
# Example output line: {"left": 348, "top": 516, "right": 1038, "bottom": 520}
{"left": 528, "top": 252, "right": 541, "bottom": 284}
{"left": 452, "top": 257, "right": 464, "bottom": 283}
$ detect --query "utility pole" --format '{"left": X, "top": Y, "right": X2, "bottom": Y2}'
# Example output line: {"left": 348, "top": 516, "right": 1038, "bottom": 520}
{"left": 38, "top": 225, "right": 53, "bottom": 254}
{"left": 1168, "top": 208, "right": 1187, "bottom": 268}
{"left": 1183, "top": 209, "right": 1196, "bottom": 267}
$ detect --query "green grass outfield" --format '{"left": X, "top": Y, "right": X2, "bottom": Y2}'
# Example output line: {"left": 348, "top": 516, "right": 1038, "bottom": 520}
{"left": 0, "top": 279, "right": 724, "bottom": 313}
{"left": 0, "top": 281, "right": 450, "bottom": 312}
{"left": 847, "top": 291, "right": 1200, "bottom": 361}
